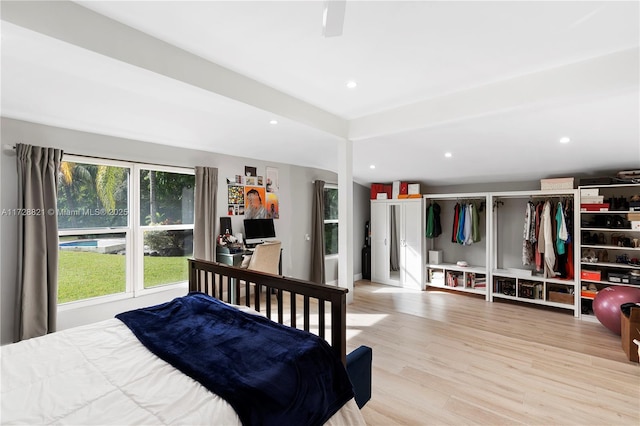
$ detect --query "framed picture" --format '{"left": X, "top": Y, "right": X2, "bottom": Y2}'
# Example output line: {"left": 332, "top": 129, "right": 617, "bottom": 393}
{"left": 228, "top": 185, "right": 244, "bottom": 204}
{"left": 266, "top": 167, "right": 279, "bottom": 193}
{"left": 266, "top": 192, "right": 279, "bottom": 219}
{"left": 245, "top": 176, "right": 257, "bottom": 186}
{"left": 244, "top": 186, "right": 267, "bottom": 219}
{"left": 245, "top": 166, "right": 257, "bottom": 177}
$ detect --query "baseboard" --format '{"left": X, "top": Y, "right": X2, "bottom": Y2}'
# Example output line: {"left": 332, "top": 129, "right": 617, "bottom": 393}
{"left": 326, "top": 274, "right": 363, "bottom": 287}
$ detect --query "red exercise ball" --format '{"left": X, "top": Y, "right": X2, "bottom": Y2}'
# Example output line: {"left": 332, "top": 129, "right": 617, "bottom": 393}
{"left": 593, "top": 286, "right": 640, "bottom": 335}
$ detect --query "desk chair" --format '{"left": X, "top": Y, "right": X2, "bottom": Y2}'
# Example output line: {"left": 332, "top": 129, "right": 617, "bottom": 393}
{"left": 246, "top": 241, "right": 281, "bottom": 275}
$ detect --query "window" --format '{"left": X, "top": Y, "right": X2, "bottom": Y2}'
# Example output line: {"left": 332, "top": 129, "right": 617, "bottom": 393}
{"left": 57, "top": 156, "right": 194, "bottom": 304}
{"left": 323, "top": 185, "right": 338, "bottom": 256}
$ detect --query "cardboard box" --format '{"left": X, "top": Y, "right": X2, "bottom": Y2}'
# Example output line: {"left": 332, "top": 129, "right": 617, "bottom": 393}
{"left": 540, "top": 177, "right": 574, "bottom": 190}
{"left": 580, "top": 188, "right": 600, "bottom": 197}
{"left": 408, "top": 183, "right": 420, "bottom": 195}
{"left": 581, "top": 270, "right": 601, "bottom": 281}
{"left": 631, "top": 221, "right": 640, "bottom": 230}
{"left": 581, "top": 195, "right": 604, "bottom": 204}
{"left": 400, "top": 181, "right": 408, "bottom": 195}
{"left": 580, "top": 203, "right": 610, "bottom": 212}
{"left": 428, "top": 250, "right": 443, "bottom": 264}
{"left": 627, "top": 213, "right": 640, "bottom": 221}
{"left": 370, "top": 183, "right": 384, "bottom": 200}
{"left": 548, "top": 291, "right": 574, "bottom": 305}
{"left": 581, "top": 290, "right": 597, "bottom": 299}
{"left": 392, "top": 181, "right": 400, "bottom": 199}
{"left": 609, "top": 273, "right": 630, "bottom": 284}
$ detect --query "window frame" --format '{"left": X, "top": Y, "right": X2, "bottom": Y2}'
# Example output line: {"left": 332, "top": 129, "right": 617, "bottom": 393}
{"left": 323, "top": 184, "right": 339, "bottom": 258}
{"left": 57, "top": 155, "right": 194, "bottom": 308}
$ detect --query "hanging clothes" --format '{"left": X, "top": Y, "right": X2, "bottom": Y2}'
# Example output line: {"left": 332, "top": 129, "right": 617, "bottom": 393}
{"left": 538, "top": 200, "right": 556, "bottom": 278}
{"left": 535, "top": 202, "right": 544, "bottom": 272}
{"left": 451, "top": 203, "right": 460, "bottom": 243}
{"left": 425, "top": 202, "right": 442, "bottom": 238}
{"left": 457, "top": 204, "right": 466, "bottom": 244}
{"left": 564, "top": 199, "right": 574, "bottom": 279}
{"left": 556, "top": 202, "right": 568, "bottom": 255}
{"left": 522, "top": 201, "right": 535, "bottom": 265}
{"left": 471, "top": 202, "right": 481, "bottom": 243}
{"left": 463, "top": 203, "right": 473, "bottom": 245}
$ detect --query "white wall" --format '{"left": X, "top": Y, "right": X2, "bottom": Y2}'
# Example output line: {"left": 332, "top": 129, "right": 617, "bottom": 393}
{"left": 0, "top": 118, "right": 369, "bottom": 343}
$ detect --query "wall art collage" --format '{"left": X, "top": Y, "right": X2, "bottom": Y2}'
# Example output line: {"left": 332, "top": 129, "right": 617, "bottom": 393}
{"left": 226, "top": 166, "right": 279, "bottom": 219}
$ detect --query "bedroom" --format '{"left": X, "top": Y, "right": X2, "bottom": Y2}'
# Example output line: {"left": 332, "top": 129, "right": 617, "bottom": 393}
{"left": 1, "top": 1, "right": 639, "bottom": 424}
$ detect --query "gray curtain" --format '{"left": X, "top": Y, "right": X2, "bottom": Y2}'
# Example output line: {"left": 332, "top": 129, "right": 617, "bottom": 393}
{"left": 310, "top": 180, "right": 325, "bottom": 284}
{"left": 194, "top": 166, "right": 218, "bottom": 261}
{"left": 15, "top": 143, "right": 63, "bottom": 341}
{"left": 390, "top": 205, "right": 400, "bottom": 271}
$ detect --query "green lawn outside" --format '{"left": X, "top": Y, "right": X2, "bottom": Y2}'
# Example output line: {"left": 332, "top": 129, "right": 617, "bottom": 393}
{"left": 58, "top": 251, "right": 189, "bottom": 303}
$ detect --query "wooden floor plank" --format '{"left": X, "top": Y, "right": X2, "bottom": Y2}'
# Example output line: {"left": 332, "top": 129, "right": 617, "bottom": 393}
{"left": 348, "top": 281, "right": 640, "bottom": 425}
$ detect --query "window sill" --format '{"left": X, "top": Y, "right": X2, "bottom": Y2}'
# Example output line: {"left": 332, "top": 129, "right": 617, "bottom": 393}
{"left": 57, "top": 281, "right": 188, "bottom": 312}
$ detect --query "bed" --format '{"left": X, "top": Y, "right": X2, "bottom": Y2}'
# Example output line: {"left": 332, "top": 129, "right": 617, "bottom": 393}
{"left": 1, "top": 258, "right": 371, "bottom": 425}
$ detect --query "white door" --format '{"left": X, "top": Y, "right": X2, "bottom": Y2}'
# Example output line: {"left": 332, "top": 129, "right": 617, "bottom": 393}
{"left": 370, "top": 201, "right": 389, "bottom": 283}
{"left": 400, "top": 199, "right": 425, "bottom": 289}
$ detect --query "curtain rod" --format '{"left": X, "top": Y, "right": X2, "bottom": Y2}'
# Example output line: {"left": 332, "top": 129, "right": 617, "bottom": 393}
{"left": 3, "top": 144, "right": 195, "bottom": 170}
{"left": 311, "top": 180, "right": 338, "bottom": 185}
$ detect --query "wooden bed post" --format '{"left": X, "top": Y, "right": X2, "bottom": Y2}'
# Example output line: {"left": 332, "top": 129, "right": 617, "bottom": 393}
{"left": 332, "top": 293, "right": 348, "bottom": 366}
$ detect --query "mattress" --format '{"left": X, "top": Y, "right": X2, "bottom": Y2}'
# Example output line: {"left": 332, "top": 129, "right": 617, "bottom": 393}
{"left": 0, "top": 316, "right": 365, "bottom": 425}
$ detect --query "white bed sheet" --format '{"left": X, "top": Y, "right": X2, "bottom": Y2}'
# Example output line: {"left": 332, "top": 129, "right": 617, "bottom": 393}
{"left": 1, "top": 318, "right": 365, "bottom": 425}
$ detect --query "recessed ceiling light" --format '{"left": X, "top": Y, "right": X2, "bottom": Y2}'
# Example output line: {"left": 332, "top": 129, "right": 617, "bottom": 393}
{"left": 346, "top": 80, "right": 357, "bottom": 89}
{"left": 559, "top": 137, "right": 571, "bottom": 144}
{"left": 269, "top": 120, "right": 278, "bottom": 125}
{"left": 444, "top": 152, "right": 452, "bottom": 158}
{"left": 369, "top": 164, "right": 376, "bottom": 169}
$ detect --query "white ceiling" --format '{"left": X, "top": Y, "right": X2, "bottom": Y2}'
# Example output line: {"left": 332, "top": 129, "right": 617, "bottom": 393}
{"left": 1, "top": 1, "right": 639, "bottom": 186}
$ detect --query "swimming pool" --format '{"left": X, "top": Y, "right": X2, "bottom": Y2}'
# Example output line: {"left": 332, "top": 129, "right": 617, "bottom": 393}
{"left": 59, "top": 240, "right": 98, "bottom": 247}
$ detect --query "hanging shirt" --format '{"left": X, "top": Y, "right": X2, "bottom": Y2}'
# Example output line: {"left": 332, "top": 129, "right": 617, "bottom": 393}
{"left": 471, "top": 202, "right": 481, "bottom": 243}
{"left": 457, "top": 204, "right": 466, "bottom": 244}
{"left": 463, "top": 203, "right": 473, "bottom": 245}
{"left": 539, "top": 200, "right": 556, "bottom": 278}
{"left": 522, "top": 201, "right": 535, "bottom": 265}
{"left": 451, "top": 203, "right": 460, "bottom": 243}
{"left": 556, "top": 201, "right": 568, "bottom": 255}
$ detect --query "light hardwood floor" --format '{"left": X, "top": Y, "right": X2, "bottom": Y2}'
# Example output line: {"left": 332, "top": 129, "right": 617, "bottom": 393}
{"left": 346, "top": 281, "right": 640, "bottom": 425}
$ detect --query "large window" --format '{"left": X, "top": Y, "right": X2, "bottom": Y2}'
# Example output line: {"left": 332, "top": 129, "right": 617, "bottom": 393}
{"left": 57, "top": 156, "right": 194, "bottom": 304}
{"left": 324, "top": 185, "right": 338, "bottom": 256}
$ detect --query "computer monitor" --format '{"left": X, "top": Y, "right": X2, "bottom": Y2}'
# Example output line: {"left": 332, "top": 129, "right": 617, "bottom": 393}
{"left": 243, "top": 218, "right": 276, "bottom": 245}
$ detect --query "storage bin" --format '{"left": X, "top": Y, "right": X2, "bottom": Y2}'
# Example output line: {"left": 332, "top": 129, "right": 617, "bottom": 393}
{"left": 428, "top": 250, "right": 443, "bottom": 264}
{"left": 540, "top": 177, "right": 574, "bottom": 190}
{"left": 548, "top": 291, "right": 574, "bottom": 304}
{"left": 580, "top": 188, "right": 600, "bottom": 197}
{"left": 608, "top": 272, "right": 630, "bottom": 284}
{"left": 581, "top": 270, "right": 601, "bottom": 281}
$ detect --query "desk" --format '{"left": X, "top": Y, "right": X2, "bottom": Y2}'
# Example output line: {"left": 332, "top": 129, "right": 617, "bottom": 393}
{"left": 216, "top": 248, "right": 282, "bottom": 274}
{"left": 216, "top": 250, "right": 251, "bottom": 267}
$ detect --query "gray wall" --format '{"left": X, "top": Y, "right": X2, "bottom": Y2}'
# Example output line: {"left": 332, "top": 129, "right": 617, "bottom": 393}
{"left": 0, "top": 118, "right": 369, "bottom": 343}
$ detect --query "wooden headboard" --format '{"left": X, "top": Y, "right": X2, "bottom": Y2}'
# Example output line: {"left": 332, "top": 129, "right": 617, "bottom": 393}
{"left": 188, "top": 258, "right": 348, "bottom": 365}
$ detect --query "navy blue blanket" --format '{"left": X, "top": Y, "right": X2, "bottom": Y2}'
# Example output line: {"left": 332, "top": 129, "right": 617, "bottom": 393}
{"left": 116, "top": 292, "right": 353, "bottom": 426}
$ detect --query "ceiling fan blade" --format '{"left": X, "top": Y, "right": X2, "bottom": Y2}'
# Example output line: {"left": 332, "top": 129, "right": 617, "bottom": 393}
{"left": 322, "top": 0, "right": 346, "bottom": 37}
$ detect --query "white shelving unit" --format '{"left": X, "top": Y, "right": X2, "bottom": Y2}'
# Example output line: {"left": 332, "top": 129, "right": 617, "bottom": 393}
{"left": 578, "top": 183, "right": 640, "bottom": 319}
{"left": 423, "top": 192, "right": 490, "bottom": 300}
{"left": 489, "top": 189, "right": 580, "bottom": 317}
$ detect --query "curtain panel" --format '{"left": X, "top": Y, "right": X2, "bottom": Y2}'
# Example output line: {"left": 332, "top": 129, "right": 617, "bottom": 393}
{"left": 310, "top": 180, "right": 326, "bottom": 284}
{"left": 194, "top": 166, "right": 218, "bottom": 261}
{"left": 15, "top": 143, "right": 63, "bottom": 341}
